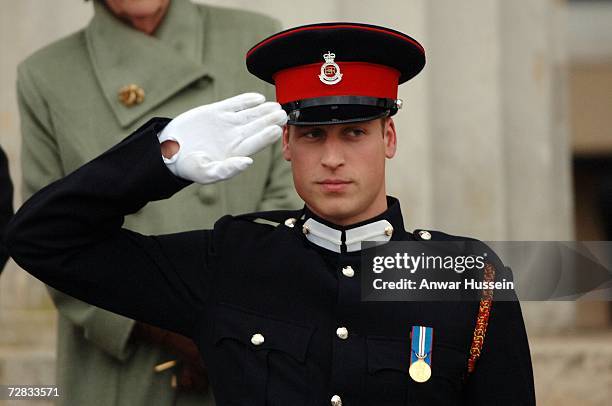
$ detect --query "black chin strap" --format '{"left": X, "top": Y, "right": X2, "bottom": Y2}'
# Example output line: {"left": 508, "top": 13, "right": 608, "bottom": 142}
{"left": 282, "top": 95, "right": 399, "bottom": 112}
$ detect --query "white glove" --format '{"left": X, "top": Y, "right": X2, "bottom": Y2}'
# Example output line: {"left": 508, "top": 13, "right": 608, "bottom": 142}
{"left": 158, "top": 92, "right": 287, "bottom": 184}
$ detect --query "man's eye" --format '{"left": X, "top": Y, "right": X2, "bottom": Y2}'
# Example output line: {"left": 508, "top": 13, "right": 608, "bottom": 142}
{"left": 346, "top": 128, "right": 366, "bottom": 137}
{"left": 301, "top": 130, "right": 323, "bottom": 139}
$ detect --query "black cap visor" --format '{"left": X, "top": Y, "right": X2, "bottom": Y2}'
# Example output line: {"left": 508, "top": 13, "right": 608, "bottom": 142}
{"left": 283, "top": 96, "right": 398, "bottom": 125}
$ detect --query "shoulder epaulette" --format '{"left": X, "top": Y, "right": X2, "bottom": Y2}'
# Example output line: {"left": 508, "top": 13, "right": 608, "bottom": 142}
{"left": 235, "top": 209, "right": 304, "bottom": 228}
{"left": 412, "top": 228, "right": 479, "bottom": 242}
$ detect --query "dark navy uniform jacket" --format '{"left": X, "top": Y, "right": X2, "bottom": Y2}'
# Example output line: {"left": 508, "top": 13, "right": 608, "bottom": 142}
{"left": 5, "top": 119, "right": 535, "bottom": 406}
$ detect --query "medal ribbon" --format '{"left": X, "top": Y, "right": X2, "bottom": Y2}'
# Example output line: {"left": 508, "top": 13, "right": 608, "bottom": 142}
{"left": 410, "top": 325, "right": 433, "bottom": 366}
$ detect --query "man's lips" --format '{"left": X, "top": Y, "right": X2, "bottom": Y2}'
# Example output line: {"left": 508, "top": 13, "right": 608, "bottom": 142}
{"left": 316, "top": 179, "right": 352, "bottom": 192}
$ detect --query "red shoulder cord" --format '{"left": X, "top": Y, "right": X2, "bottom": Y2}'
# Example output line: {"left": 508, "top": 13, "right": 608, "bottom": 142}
{"left": 467, "top": 262, "right": 496, "bottom": 374}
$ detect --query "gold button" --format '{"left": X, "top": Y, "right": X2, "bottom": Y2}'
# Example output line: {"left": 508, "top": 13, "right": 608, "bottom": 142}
{"left": 341, "top": 266, "right": 355, "bottom": 278}
{"left": 284, "top": 218, "right": 297, "bottom": 228}
{"left": 250, "top": 333, "right": 265, "bottom": 346}
{"left": 336, "top": 327, "right": 348, "bottom": 340}
{"left": 302, "top": 225, "right": 310, "bottom": 234}
{"left": 331, "top": 394, "right": 342, "bottom": 406}
{"left": 118, "top": 84, "right": 145, "bottom": 107}
{"left": 418, "top": 230, "right": 432, "bottom": 240}
{"left": 384, "top": 225, "right": 394, "bottom": 236}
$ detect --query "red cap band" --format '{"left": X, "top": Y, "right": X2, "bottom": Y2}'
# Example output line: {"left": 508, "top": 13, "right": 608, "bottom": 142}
{"left": 273, "top": 62, "right": 400, "bottom": 105}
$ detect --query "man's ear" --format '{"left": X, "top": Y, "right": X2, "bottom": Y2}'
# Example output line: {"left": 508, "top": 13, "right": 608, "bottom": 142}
{"left": 384, "top": 118, "right": 397, "bottom": 159}
{"left": 282, "top": 125, "right": 291, "bottom": 161}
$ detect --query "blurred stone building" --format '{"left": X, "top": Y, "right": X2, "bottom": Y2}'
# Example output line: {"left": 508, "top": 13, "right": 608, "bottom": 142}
{"left": 0, "top": 0, "right": 610, "bottom": 405}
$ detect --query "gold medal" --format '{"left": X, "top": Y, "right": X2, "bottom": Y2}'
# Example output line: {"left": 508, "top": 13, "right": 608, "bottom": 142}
{"left": 409, "top": 358, "right": 431, "bottom": 383}
{"left": 409, "top": 326, "right": 434, "bottom": 383}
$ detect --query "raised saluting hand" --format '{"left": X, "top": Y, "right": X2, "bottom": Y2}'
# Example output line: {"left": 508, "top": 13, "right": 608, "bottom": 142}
{"left": 158, "top": 92, "right": 287, "bottom": 184}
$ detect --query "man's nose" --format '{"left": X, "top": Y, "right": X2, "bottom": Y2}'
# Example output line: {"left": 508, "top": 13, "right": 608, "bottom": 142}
{"left": 320, "top": 137, "right": 345, "bottom": 169}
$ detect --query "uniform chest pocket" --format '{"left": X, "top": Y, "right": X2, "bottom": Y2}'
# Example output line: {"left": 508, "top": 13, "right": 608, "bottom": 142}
{"left": 213, "top": 303, "right": 315, "bottom": 406}
{"left": 408, "top": 343, "right": 467, "bottom": 406}
{"left": 366, "top": 337, "right": 467, "bottom": 406}
{"left": 366, "top": 337, "right": 411, "bottom": 405}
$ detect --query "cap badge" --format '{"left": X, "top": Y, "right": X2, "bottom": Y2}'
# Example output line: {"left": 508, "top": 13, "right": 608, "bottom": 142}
{"left": 318, "top": 51, "right": 343, "bottom": 85}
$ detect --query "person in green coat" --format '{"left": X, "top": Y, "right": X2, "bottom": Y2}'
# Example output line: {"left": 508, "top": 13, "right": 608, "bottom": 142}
{"left": 16, "top": 0, "right": 299, "bottom": 405}
{"left": 0, "top": 146, "right": 13, "bottom": 274}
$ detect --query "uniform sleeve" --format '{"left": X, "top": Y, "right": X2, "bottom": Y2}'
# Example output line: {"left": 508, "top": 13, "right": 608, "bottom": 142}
{"left": 0, "top": 146, "right": 13, "bottom": 272}
{"left": 5, "top": 117, "right": 214, "bottom": 339}
{"left": 17, "top": 65, "right": 145, "bottom": 359}
{"left": 255, "top": 18, "right": 301, "bottom": 212}
{"left": 463, "top": 264, "right": 536, "bottom": 405}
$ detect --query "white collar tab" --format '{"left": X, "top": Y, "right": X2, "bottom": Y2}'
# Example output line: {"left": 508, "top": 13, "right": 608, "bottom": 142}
{"left": 301, "top": 218, "right": 393, "bottom": 253}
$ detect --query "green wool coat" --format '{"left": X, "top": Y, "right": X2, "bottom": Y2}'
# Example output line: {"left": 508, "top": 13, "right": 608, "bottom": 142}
{"left": 17, "top": 1, "right": 299, "bottom": 405}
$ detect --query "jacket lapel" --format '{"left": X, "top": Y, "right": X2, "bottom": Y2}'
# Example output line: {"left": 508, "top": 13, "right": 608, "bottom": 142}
{"left": 85, "top": 0, "right": 211, "bottom": 128}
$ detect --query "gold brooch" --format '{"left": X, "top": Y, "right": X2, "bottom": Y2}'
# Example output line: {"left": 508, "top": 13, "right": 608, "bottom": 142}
{"left": 118, "top": 84, "right": 145, "bottom": 107}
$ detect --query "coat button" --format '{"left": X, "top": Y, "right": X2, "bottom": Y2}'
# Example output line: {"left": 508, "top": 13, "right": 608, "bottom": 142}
{"left": 284, "top": 218, "right": 297, "bottom": 228}
{"left": 302, "top": 224, "right": 310, "bottom": 234}
{"left": 198, "top": 185, "right": 218, "bottom": 205}
{"left": 118, "top": 84, "right": 145, "bottom": 107}
{"left": 336, "top": 327, "right": 348, "bottom": 340}
{"left": 341, "top": 266, "right": 354, "bottom": 278}
{"left": 418, "top": 230, "right": 432, "bottom": 240}
{"left": 331, "top": 394, "right": 342, "bottom": 406}
{"left": 250, "top": 333, "right": 265, "bottom": 346}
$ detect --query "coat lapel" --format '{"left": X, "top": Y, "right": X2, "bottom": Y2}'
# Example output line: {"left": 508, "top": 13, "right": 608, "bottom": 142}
{"left": 85, "top": 0, "right": 212, "bottom": 128}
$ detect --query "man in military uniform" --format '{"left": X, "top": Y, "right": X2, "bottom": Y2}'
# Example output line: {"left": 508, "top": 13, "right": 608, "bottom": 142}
{"left": 0, "top": 146, "right": 13, "bottom": 273}
{"left": 7, "top": 23, "right": 535, "bottom": 405}
{"left": 17, "top": 0, "right": 298, "bottom": 404}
